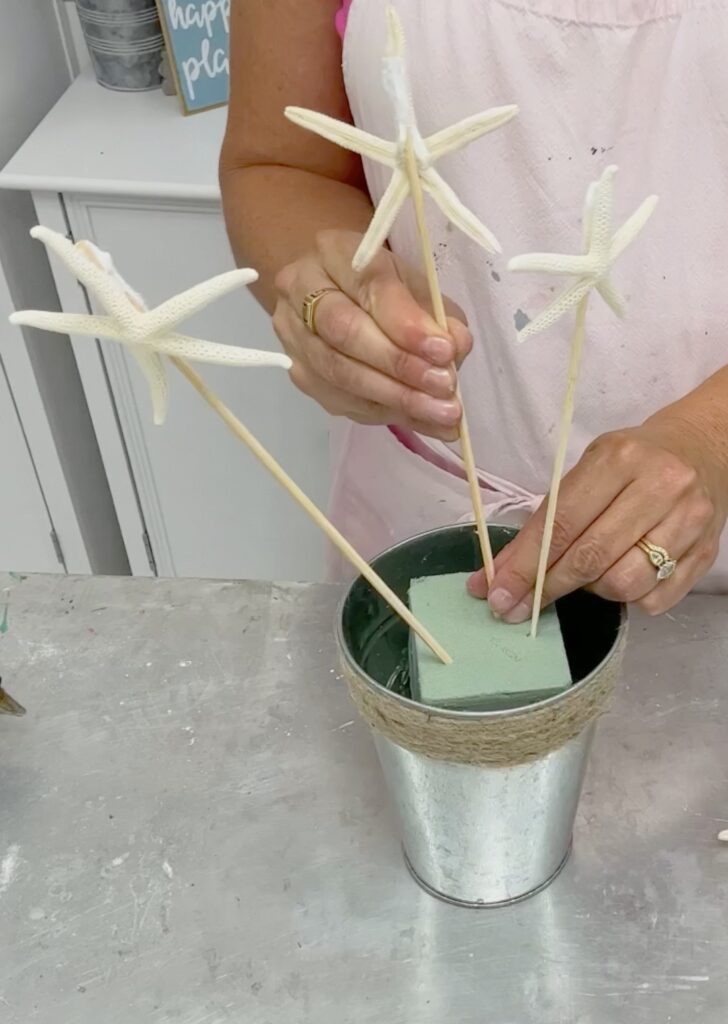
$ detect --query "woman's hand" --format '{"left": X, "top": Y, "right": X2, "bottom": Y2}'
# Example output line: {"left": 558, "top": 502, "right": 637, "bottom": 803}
{"left": 469, "top": 404, "right": 728, "bottom": 620}
{"left": 273, "top": 229, "right": 472, "bottom": 441}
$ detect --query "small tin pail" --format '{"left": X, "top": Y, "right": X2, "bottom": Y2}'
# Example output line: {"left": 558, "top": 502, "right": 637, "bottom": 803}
{"left": 338, "top": 524, "right": 627, "bottom": 907}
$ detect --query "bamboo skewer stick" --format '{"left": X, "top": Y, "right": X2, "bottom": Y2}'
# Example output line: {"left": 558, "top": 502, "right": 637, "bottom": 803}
{"left": 170, "top": 356, "right": 453, "bottom": 664}
{"left": 404, "top": 141, "right": 495, "bottom": 586}
{"left": 530, "top": 294, "right": 589, "bottom": 637}
{"left": 81, "top": 243, "right": 453, "bottom": 665}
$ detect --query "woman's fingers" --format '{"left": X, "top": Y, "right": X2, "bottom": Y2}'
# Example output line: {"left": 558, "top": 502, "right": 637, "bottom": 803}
{"left": 500, "top": 481, "right": 687, "bottom": 621}
{"left": 289, "top": 362, "right": 460, "bottom": 441}
{"left": 484, "top": 436, "right": 635, "bottom": 615}
{"left": 273, "top": 230, "right": 474, "bottom": 434}
{"left": 276, "top": 302, "right": 461, "bottom": 438}
{"left": 316, "top": 230, "right": 472, "bottom": 367}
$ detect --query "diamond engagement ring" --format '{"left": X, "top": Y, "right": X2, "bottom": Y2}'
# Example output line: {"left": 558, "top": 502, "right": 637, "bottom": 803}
{"left": 637, "top": 539, "right": 677, "bottom": 582}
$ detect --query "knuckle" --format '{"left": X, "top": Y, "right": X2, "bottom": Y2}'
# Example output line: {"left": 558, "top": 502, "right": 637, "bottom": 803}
{"left": 549, "top": 514, "right": 574, "bottom": 556}
{"left": 687, "top": 492, "right": 715, "bottom": 530}
{"left": 570, "top": 537, "right": 608, "bottom": 581}
{"left": 318, "top": 300, "right": 359, "bottom": 349}
{"left": 274, "top": 263, "right": 296, "bottom": 298}
{"left": 399, "top": 385, "right": 423, "bottom": 420}
{"left": 502, "top": 563, "right": 534, "bottom": 595}
{"left": 288, "top": 362, "right": 314, "bottom": 398}
{"left": 323, "top": 349, "right": 352, "bottom": 390}
{"left": 391, "top": 346, "right": 416, "bottom": 383}
{"left": 697, "top": 539, "right": 719, "bottom": 570}
{"left": 660, "top": 458, "right": 698, "bottom": 496}
{"left": 599, "top": 566, "right": 644, "bottom": 603}
{"left": 607, "top": 431, "right": 641, "bottom": 469}
{"left": 314, "top": 228, "right": 337, "bottom": 256}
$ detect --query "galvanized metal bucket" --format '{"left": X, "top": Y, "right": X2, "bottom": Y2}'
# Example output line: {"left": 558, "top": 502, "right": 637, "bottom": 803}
{"left": 338, "top": 524, "right": 627, "bottom": 907}
{"left": 75, "top": 0, "right": 164, "bottom": 92}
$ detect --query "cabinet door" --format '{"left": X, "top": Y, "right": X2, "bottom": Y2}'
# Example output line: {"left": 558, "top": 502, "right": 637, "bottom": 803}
{"left": 66, "top": 198, "right": 331, "bottom": 582}
{"left": 0, "top": 358, "right": 63, "bottom": 573}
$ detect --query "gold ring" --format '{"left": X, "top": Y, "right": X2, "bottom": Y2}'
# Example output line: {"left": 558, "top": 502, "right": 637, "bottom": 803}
{"left": 302, "top": 288, "right": 339, "bottom": 334}
{"left": 637, "top": 538, "right": 677, "bottom": 582}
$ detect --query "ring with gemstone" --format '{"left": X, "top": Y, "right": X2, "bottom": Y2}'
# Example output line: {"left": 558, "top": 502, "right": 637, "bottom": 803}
{"left": 637, "top": 538, "right": 677, "bottom": 582}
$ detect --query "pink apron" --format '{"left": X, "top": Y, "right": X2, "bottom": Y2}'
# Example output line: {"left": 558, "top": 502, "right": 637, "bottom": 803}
{"left": 329, "top": 0, "right": 728, "bottom": 592}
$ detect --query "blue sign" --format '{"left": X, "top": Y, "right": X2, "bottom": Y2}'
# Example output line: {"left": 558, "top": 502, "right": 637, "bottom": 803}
{"left": 156, "top": 0, "right": 230, "bottom": 114}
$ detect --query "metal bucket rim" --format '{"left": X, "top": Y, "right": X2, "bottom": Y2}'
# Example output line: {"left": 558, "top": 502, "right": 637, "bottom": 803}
{"left": 336, "top": 522, "right": 628, "bottom": 724}
{"left": 78, "top": 10, "right": 160, "bottom": 21}
{"left": 87, "top": 38, "right": 164, "bottom": 53}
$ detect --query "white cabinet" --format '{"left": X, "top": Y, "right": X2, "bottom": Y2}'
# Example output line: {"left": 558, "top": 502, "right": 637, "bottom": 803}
{"left": 2, "top": 72, "right": 331, "bottom": 582}
{"left": 0, "top": 353, "right": 62, "bottom": 574}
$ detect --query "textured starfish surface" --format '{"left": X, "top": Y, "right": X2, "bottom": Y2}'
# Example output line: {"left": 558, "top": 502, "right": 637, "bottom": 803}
{"left": 285, "top": 7, "right": 518, "bottom": 270}
{"left": 10, "top": 227, "right": 291, "bottom": 424}
{"left": 508, "top": 165, "right": 659, "bottom": 341}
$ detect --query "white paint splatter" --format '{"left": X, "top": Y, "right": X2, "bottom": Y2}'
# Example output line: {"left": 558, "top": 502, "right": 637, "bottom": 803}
{"left": 0, "top": 845, "right": 20, "bottom": 898}
{"left": 110, "top": 853, "right": 129, "bottom": 868}
{"left": 718, "top": 829, "right": 728, "bottom": 843}
{"left": 162, "top": 861, "right": 173, "bottom": 879}
{"left": 178, "top": 660, "right": 191, "bottom": 668}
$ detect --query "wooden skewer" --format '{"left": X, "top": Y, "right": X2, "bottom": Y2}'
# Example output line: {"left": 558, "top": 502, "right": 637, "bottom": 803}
{"left": 83, "top": 241, "right": 453, "bottom": 664}
{"left": 170, "top": 356, "right": 452, "bottom": 664}
{"left": 530, "top": 294, "right": 590, "bottom": 637}
{"left": 404, "top": 141, "right": 495, "bottom": 587}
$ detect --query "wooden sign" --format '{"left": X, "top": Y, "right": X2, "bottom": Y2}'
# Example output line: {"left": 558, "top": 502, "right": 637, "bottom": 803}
{"left": 155, "top": 0, "right": 230, "bottom": 115}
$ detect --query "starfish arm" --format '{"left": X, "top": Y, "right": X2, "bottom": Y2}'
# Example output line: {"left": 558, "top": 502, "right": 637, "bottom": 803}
{"left": 508, "top": 252, "right": 596, "bottom": 276}
{"left": 516, "top": 276, "right": 595, "bottom": 342}
{"left": 284, "top": 107, "right": 397, "bottom": 167}
{"left": 352, "top": 170, "right": 409, "bottom": 272}
{"left": 596, "top": 276, "right": 627, "bottom": 318}
{"left": 421, "top": 167, "right": 502, "bottom": 254}
{"left": 152, "top": 332, "right": 292, "bottom": 370}
{"left": 139, "top": 269, "right": 259, "bottom": 337}
{"left": 130, "top": 347, "right": 169, "bottom": 426}
{"left": 582, "top": 180, "right": 598, "bottom": 251}
{"left": 610, "top": 195, "right": 659, "bottom": 263}
{"left": 588, "top": 164, "right": 618, "bottom": 264}
{"left": 30, "top": 228, "right": 142, "bottom": 332}
{"left": 426, "top": 106, "right": 519, "bottom": 161}
{"left": 9, "top": 310, "right": 122, "bottom": 339}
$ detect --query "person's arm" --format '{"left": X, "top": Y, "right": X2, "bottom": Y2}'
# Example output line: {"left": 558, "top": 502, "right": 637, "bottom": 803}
{"left": 220, "top": 0, "right": 371, "bottom": 311}
{"left": 219, "top": 0, "right": 471, "bottom": 440}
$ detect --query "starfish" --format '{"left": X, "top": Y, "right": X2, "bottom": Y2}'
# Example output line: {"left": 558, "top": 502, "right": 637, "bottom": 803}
{"left": 508, "top": 164, "right": 659, "bottom": 341}
{"left": 285, "top": 7, "right": 518, "bottom": 271}
{"left": 10, "top": 226, "right": 291, "bottom": 425}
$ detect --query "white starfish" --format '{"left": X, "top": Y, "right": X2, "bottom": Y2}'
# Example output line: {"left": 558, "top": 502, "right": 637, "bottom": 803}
{"left": 10, "top": 226, "right": 291, "bottom": 425}
{"left": 508, "top": 165, "right": 659, "bottom": 341}
{"left": 285, "top": 6, "right": 518, "bottom": 271}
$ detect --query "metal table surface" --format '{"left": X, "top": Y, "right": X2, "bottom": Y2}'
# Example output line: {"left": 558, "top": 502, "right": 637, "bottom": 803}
{"left": 0, "top": 573, "right": 726, "bottom": 1024}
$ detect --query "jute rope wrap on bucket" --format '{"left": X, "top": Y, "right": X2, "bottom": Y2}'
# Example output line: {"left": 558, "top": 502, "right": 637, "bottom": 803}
{"left": 342, "top": 624, "right": 627, "bottom": 768}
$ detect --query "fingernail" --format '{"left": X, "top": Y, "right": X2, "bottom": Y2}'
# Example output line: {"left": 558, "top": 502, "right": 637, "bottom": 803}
{"left": 488, "top": 588, "right": 515, "bottom": 616}
{"left": 421, "top": 336, "right": 454, "bottom": 365}
{"left": 422, "top": 398, "right": 460, "bottom": 426}
{"left": 503, "top": 600, "right": 532, "bottom": 625}
{"left": 422, "top": 366, "right": 456, "bottom": 396}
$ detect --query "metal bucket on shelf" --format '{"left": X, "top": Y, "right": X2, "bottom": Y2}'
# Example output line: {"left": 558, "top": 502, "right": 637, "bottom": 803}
{"left": 75, "top": 0, "right": 164, "bottom": 92}
{"left": 337, "top": 524, "right": 627, "bottom": 907}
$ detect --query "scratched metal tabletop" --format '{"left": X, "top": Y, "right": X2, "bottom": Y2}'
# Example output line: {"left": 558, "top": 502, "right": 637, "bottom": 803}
{"left": 0, "top": 573, "right": 726, "bottom": 1023}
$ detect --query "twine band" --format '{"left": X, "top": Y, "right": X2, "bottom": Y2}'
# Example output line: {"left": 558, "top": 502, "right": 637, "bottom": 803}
{"left": 341, "top": 625, "right": 627, "bottom": 768}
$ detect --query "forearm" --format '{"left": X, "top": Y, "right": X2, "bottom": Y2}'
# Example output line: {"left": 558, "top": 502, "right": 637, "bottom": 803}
{"left": 220, "top": 164, "right": 374, "bottom": 312}
{"left": 643, "top": 364, "right": 728, "bottom": 475}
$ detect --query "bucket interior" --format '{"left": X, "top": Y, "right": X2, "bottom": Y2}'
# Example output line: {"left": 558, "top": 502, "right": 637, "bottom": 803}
{"left": 340, "top": 524, "right": 624, "bottom": 700}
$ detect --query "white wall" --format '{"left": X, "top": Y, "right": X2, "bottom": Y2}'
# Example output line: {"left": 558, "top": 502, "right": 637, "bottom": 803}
{"left": 0, "top": 0, "right": 128, "bottom": 573}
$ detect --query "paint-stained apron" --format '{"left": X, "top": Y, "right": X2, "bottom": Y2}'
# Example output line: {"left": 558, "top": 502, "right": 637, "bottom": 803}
{"left": 328, "top": 0, "right": 728, "bottom": 591}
